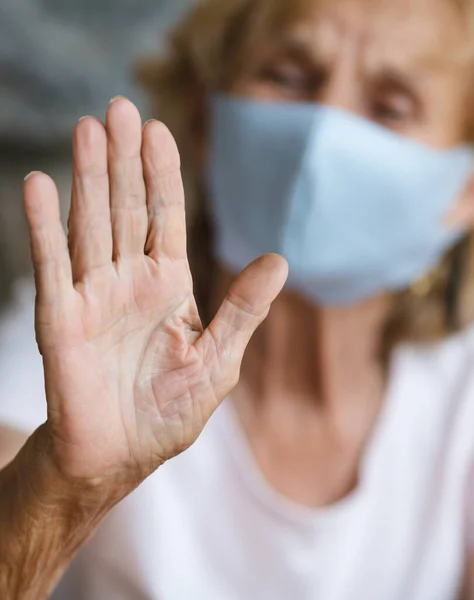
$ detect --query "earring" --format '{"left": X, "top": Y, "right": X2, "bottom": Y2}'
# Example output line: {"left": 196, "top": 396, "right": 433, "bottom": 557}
{"left": 409, "top": 263, "right": 447, "bottom": 299}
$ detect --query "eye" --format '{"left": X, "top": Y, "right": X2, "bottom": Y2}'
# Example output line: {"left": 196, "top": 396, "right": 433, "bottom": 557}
{"left": 372, "top": 102, "right": 408, "bottom": 123}
{"left": 263, "top": 67, "right": 306, "bottom": 88}
{"left": 257, "top": 61, "right": 320, "bottom": 100}
{"left": 370, "top": 87, "right": 419, "bottom": 128}
{"left": 262, "top": 67, "right": 306, "bottom": 89}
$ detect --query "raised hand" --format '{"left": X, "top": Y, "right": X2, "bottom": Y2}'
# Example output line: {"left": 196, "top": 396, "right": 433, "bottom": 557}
{"left": 23, "top": 97, "right": 287, "bottom": 491}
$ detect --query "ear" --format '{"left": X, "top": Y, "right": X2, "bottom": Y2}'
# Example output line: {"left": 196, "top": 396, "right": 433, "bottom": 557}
{"left": 446, "top": 173, "right": 474, "bottom": 228}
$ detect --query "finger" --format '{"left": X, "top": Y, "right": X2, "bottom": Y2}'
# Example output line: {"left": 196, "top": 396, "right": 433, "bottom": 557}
{"left": 142, "top": 120, "right": 187, "bottom": 262}
{"left": 23, "top": 172, "right": 73, "bottom": 304}
{"left": 197, "top": 254, "right": 288, "bottom": 398}
{"left": 69, "top": 117, "right": 112, "bottom": 280}
{"left": 106, "top": 97, "right": 148, "bottom": 260}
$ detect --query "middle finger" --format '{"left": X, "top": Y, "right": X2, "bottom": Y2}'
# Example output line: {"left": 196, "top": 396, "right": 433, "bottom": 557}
{"left": 106, "top": 97, "right": 148, "bottom": 261}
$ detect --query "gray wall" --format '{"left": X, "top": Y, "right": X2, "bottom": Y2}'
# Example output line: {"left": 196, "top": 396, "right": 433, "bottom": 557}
{"left": 0, "top": 0, "right": 192, "bottom": 144}
{"left": 0, "top": 0, "right": 192, "bottom": 305}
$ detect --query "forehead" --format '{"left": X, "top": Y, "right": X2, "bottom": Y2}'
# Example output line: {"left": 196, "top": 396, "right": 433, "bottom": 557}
{"left": 260, "top": 0, "right": 472, "bottom": 70}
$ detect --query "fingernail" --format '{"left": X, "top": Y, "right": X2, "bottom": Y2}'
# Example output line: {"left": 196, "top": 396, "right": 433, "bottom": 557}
{"left": 109, "top": 95, "right": 127, "bottom": 105}
{"left": 24, "top": 171, "right": 41, "bottom": 181}
{"left": 143, "top": 118, "right": 156, "bottom": 128}
{"left": 78, "top": 115, "right": 93, "bottom": 122}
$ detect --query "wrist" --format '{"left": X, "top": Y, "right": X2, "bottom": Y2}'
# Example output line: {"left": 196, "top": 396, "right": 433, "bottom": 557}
{"left": 19, "top": 423, "right": 133, "bottom": 513}
{"left": 0, "top": 425, "right": 132, "bottom": 600}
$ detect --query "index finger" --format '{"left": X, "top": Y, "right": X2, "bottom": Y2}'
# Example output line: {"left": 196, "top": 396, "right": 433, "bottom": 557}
{"left": 23, "top": 172, "right": 73, "bottom": 305}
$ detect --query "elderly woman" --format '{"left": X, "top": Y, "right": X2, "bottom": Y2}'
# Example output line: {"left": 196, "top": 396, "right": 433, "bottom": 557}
{"left": 2, "top": 0, "right": 474, "bottom": 598}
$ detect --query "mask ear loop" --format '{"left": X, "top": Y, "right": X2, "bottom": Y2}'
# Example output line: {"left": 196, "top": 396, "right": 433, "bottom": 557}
{"left": 445, "top": 235, "right": 470, "bottom": 332}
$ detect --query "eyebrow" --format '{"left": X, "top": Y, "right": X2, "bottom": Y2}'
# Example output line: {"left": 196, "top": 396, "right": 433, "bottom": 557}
{"left": 368, "top": 66, "right": 419, "bottom": 96}
{"left": 273, "top": 33, "right": 421, "bottom": 89}
{"left": 270, "top": 34, "right": 322, "bottom": 64}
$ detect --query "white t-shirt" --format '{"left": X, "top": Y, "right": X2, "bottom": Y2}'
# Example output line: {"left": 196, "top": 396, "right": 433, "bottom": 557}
{"left": 2, "top": 281, "right": 474, "bottom": 600}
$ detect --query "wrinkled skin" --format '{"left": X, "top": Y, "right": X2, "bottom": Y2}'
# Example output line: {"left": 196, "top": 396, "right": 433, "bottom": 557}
{"left": 23, "top": 97, "right": 287, "bottom": 488}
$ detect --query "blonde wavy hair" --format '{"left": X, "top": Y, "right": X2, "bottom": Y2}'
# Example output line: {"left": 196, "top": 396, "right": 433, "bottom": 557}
{"left": 138, "top": 0, "right": 474, "bottom": 353}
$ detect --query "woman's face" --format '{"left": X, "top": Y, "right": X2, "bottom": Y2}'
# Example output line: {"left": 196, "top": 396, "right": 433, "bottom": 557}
{"left": 231, "top": 0, "right": 473, "bottom": 149}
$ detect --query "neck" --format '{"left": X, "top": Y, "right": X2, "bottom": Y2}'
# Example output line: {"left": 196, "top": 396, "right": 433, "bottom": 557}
{"left": 215, "top": 270, "right": 394, "bottom": 506}
{"left": 217, "top": 270, "right": 393, "bottom": 422}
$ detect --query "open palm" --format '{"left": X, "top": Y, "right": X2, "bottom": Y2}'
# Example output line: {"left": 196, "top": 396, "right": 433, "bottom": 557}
{"left": 23, "top": 98, "right": 287, "bottom": 488}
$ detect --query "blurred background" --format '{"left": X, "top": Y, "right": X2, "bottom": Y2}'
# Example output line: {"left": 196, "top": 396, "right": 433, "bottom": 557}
{"left": 0, "top": 0, "right": 192, "bottom": 309}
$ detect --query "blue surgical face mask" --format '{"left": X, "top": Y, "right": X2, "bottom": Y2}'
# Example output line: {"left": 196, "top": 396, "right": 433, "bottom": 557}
{"left": 206, "top": 95, "right": 474, "bottom": 306}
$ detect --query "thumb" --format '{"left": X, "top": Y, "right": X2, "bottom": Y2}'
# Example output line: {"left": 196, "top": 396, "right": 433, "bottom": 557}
{"left": 196, "top": 254, "right": 288, "bottom": 399}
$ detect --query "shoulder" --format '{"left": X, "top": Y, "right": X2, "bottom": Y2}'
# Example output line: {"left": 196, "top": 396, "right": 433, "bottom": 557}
{"left": 387, "top": 325, "right": 474, "bottom": 468}
{"left": 393, "top": 325, "right": 474, "bottom": 396}
{"left": 0, "top": 279, "right": 46, "bottom": 433}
